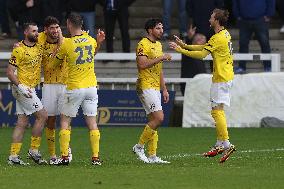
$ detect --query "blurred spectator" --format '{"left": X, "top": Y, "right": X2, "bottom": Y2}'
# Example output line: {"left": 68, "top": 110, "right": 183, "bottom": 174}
{"left": 224, "top": 0, "right": 235, "bottom": 27}
{"left": 186, "top": 0, "right": 224, "bottom": 40}
{"left": 0, "top": 0, "right": 11, "bottom": 39}
{"left": 66, "top": 0, "right": 97, "bottom": 38}
{"left": 42, "top": 0, "right": 64, "bottom": 23}
{"left": 186, "top": 0, "right": 223, "bottom": 72}
{"left": 7, "top": 0, "right": 44, "bottom": 40}
{"left": 233, "top": 0, "right": 275, "bottom": 73}
{"left": 276, "top": 0, "right": 284, "bottom": 33}
{"left": 180, "top": 25, "right": 207, "bottom": 95}
{"left": 162, "top": 0, "right": 187, "bottom": 39}
{"left": 99, "top": 0, "right": 135, "bottom": 61}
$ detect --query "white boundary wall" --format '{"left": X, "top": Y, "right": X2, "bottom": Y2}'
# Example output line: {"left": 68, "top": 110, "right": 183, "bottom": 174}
{"left": 182, "top": 73, "right": 284, "bottom": 128}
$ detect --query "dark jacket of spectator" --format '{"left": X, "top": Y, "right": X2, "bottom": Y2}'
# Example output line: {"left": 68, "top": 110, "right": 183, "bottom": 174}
{"left": 65, "top": 0, "right": 97, "bottom": 13}
{"left": 232, "top": 0, "right": 275, "bottom": 19}
{"left": 42, "top": 0, "right": 64, "bottom": 22}
{"left": 232, "top": 0, "right": 275, "bottom": 73}
{"left": 186, "top": 0, "right": 224, "bottom": 39}
{"left": 98, "top": 0, "right": 135, "bottom": 10}
{"left": 7, "top": 0, "right": 44, "bottom": 26}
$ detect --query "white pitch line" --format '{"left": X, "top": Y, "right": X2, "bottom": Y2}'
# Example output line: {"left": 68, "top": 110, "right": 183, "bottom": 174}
{"left": 163, "top": 148, "right": 284, "bottom": 159}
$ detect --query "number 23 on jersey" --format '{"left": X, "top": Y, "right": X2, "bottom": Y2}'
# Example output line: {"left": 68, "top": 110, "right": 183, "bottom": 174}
{"left": 75, "top": 45, "right": 93, "bottom": 64}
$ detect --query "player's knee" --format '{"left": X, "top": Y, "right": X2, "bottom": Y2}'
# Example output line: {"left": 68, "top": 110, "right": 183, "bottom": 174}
{"left": 17, "top": 118, "right": 28, "bottom": 128}
{"left": 211, "top": 102, "right": 224, "bottom": 110}
{"left": 42, "top": 111, "right": 48, "bottom": 121}
{"left": 155, "top": 113, "right": 164, "bottom": 125}
{"left": 36, "top": 109, "right": 48, "bottom": 122}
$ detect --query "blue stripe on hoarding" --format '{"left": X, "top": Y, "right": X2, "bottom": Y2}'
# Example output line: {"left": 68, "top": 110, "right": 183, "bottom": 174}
{"left": 0, "top": 90, "right": 175, "bottom": 127}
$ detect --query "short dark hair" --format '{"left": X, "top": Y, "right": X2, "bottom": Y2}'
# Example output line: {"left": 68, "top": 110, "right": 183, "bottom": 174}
{"left": 213, "top": 9, "right": 229, "bottom": 26}
{"left": 144, "top": 18, "right": 163, "bottom": 33}
{"left": 67, "top": 12, "right": 83, "bottom": 28}
{"left": 23, "top": 22, "right": 37, "bottom": 31}
{"left": 44, "top": 16, "right": 60, "bottom": 27}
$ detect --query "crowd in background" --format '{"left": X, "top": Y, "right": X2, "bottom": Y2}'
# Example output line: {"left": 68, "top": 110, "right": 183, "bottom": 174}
{"left": 0, "top": 0, "right": 135, "bottom": 60}
{"left": 0, "top": 1, "right": 282, "bottom": 40}
{"left": 0, "top": 0, "right": 282, "bottom": 74}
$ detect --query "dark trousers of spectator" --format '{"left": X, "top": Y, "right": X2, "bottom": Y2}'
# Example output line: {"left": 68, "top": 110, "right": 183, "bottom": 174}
{"left": 276, "top": 0, "right": 284, "bottom": 20}
{"left": 0, "top": 0, "right": 11, "bottom": 34}
{"left": 104, "top": 8, "right": 130, "bottom": 52}
{"left": 163, "top": 0, "right": 187, "bottom": 35}
{"left": 42, "top": 0, "right": 63, "bottom": 23}
{"left": 239, "top": 18, "right": 271, "bottom": 71}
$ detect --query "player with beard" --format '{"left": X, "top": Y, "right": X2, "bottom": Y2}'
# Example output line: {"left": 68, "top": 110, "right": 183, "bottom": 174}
{"left": 132, "top": 18, "right": 172, "bottom": 164}
{"left": 38, "top": 16, "right": 72, "bottom": 165}
{"left": 6, "top": 23, "right": 48, "bottom": 165}
{"left": 169, "top": 9, "right": 236, "bottom": 163}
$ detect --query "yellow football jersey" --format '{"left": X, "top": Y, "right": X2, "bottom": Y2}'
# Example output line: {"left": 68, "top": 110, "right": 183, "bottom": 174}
{"left": 204, "top": 29, "right": 234, "bottom": 83}
{"left": 136, "top": 38, "right": 163, "bottom": 90}
{"left": 55, "top": 33, "right": 97, "bottom": 90}
{"left": 9, "top": 41, "right": 43, "bottom": 88}
{"left": 38, "top": 32, "right": 68, "bottom": 84}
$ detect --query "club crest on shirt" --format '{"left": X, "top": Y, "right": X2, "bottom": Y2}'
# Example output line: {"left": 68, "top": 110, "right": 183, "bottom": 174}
{"left": 137, "top": 48, "right": 144, "bottom": 56}
{"left": 10, "top": 56, "right": 17, "bottom": 64}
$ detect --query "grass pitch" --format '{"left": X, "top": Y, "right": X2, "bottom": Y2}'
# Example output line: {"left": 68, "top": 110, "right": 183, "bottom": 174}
{"left": 0, "top": 127, "right": 283, "bottom": 189}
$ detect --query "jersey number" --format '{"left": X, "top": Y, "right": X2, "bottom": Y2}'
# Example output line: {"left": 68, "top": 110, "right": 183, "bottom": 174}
{"left": 75, "top": 45, "right": 93, "bottom": 64}
{"left": 228, "top": 41, "right": 233, "bottom": 55}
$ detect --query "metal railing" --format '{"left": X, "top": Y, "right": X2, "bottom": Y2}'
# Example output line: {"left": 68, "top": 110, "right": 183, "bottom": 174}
{"left": 0, "top": 52, "right": 281, "bottom": 102}
{"left": 0, "top": 52, "right": 281, "bottom": 72}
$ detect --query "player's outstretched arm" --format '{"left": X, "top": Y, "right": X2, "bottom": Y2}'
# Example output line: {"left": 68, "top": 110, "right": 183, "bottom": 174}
{"left": 173, "top": 35, "right": 187, "bottom": 48}
{"left": 137, "top": 53, "right": 171, "bottom": 70}
{"left": 169, "top": 42, "right": 209, "bottom": 60}
{"left": 51, "top": 26, "right": 64, "bottom": 56}
{"left": 183, "top": 44, "right": 206, "bottom": 51}
{"left": 173, "top": 36, "right": 205, "bottom": 51}
{"left": 49, "top": 32, "right": 66, "bottom": 69}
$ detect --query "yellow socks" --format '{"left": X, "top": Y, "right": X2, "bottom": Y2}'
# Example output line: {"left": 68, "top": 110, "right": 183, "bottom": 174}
{"left": 138, "top": 124, "right": 156, "bottom": 145}
{"left": 211, "top": 109, "right": 229, "bottom": 140}
{"left": 30, "top": 136, "right": 41, "bottom": 151}
{"left": 10, "top": 143, "right": 22, "bottom": 156}
{"left": 59, "top": 129, "right": 71, "bottom": 157}
{"left": 45, "top": 128, "right": 56, "bottom": 157}
{"left": 138, "top": 125, "right": 158, "bottom": 155}
{"left": 90, "top": 130, "right": 100, "bottom": 158}
{"left": 148, "top": 130, "right": 158, "bottom": 156}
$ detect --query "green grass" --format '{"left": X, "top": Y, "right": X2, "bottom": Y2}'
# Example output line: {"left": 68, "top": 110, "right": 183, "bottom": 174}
{"left": 0, "top": 127, "right": 283, "bottom": 189}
